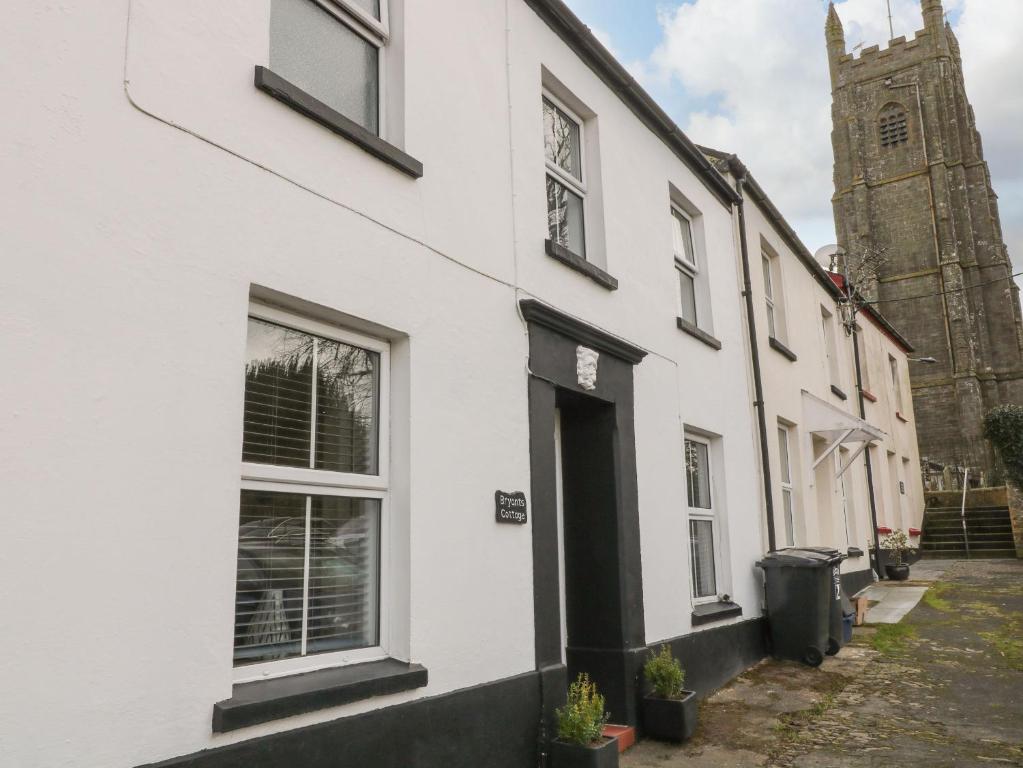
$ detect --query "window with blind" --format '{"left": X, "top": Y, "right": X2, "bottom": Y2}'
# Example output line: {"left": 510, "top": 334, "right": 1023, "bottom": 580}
{"left": 236, "top": 307, "right": 389, "bottom": 680}
{"left": 684, "top": 437, "right": 718, "bottom": 601}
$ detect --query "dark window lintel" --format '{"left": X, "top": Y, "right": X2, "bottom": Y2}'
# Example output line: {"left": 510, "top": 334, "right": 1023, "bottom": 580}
{"left": 254, "top": 66, "right": 424, "bottom": 179}
{"left": 677, "top": 317, "right": 723, "bottom": 351}
{"left": 213, "top": 658, "right": 428, "bottom": 733}
{"left": 544, "top": 239, "right": 619, "bottom": 291}
{"left": 830, "top": 384, "right": 849, "bottom": 401}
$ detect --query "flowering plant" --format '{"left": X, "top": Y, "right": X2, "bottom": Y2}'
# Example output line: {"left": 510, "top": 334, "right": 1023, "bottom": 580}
{"left": 879, "top": 528, "right": 916, "bottom": 566}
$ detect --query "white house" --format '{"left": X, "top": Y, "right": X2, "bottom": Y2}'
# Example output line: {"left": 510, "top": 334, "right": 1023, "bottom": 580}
{"left": 1, "top": 1, "right": 928, "bottom": 766}
{"left": 706, "top": 150, "right": 925, "bottom": 594}
{"left": 0, "top": 1, "right": 776, "bottom": 766}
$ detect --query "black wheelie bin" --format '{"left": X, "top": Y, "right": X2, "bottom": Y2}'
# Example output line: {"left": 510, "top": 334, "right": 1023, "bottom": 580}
{"left": 757, "top": 548, "right": 846, "bottom": 667}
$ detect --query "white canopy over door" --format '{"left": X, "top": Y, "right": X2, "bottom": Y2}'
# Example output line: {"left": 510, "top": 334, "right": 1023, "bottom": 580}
{"left": 801, "top": 390, "right": 886, "bottom": 478}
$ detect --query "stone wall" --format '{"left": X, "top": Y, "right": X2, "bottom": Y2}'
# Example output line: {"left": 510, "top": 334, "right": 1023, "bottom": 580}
{"left": 1008, "top": 483, "right": 1023, "bottom": 559}
{"left": 924, "top": 486, "right": 1008, "bottom": 510}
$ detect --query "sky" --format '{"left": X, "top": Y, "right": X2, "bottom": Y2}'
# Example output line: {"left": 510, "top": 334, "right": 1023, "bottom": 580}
{"left": 562, "top": 0, "right": 1023, "bottom": 286}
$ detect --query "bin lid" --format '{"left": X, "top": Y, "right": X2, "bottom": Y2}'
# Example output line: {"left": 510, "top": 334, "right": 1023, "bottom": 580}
{"left": 756, "top": 547, "right": 846, "bottom": 568}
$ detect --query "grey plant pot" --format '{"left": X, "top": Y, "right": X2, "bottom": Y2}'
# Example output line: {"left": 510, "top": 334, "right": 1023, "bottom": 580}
{"left": 549, "top": 737, "right": 619, "bottom": 768}
{"left": 642, "top": 690, "right": 698, "bottom": 742}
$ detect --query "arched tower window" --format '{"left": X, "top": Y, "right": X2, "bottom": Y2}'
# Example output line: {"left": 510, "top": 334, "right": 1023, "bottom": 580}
{"left": 879, "top": 104, "right": 909, "bottom": 148}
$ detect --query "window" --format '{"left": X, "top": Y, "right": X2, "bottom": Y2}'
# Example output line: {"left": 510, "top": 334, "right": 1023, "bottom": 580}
{"left": 685, "top": 437, "right": 717, "bottom": 600}
{"left": 821, "top": 306, "right": 840, "bottom": 385}
{"left": 673, "top": 206, "right": 698, "bottom": 325}
{"left": 270, "top": 0, "right": 388, "bottom": 135}
{"left": 879, "top": 104, "right": 909, "bottom": 148}
{"left": 544, "top": 95, "right": 587, "bottom": 258}
{"left": 762, "top": 250, "right": 787, "bottom": 342}
{"left": 777, "top": 425, "right": 796, "bottom": 546}
{"left": 889, "top": 354, "right": 904, "bottom": 413}
{"left": 856, "top": 328, "right": 872, "bottom": 392}
{"left": 235, "top": 306, "right": 389, "bottom": 681}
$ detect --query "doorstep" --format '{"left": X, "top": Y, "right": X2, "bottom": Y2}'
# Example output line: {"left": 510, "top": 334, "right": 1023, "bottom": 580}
{"left": 603, "top": 724, "right": 636, "bottom": 753}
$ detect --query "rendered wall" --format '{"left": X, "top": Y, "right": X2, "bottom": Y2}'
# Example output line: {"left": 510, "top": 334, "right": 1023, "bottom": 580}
{"left": 0, "top": 1, "right": 767, "bottom": 767}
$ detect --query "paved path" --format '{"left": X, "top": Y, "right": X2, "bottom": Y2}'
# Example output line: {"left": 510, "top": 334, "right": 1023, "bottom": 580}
{"left": 862, "top": 559, "right": 952, "bottom": 624}
{"left": 623, "top": 560, "right": 1023, "bottom": 767}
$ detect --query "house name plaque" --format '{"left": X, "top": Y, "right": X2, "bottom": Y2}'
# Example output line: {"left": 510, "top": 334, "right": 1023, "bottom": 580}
{"left": 495, "top": 491, "right": 528, "bottom": 525}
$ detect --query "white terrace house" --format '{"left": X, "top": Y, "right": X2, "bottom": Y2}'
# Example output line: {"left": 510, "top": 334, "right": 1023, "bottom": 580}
{"left": 0, "top": 1, "right": 922, "bottom": 767}
{"left": 707, "top": 150, "right": 925, "bottom": 595}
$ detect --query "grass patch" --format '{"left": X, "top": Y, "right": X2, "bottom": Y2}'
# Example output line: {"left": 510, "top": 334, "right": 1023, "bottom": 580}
{"left": 981, "top": 620, "right": 1023, "bottom": 671}
{"left": 922, "top": 582, "right": 954, "bottom": 612}
{"left": 870, "top": 623, "right": 917, "bottom": 655}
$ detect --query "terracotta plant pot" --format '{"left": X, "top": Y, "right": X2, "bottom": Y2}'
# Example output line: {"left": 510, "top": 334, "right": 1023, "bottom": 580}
{"left": 549, "top": 737, "right": 619, "bottom": 768}
{"left": 641, "top": 690, "right": 698, "bottom": 742}
{"left": 885, "top": 564, "right": 910, "bottom": 581}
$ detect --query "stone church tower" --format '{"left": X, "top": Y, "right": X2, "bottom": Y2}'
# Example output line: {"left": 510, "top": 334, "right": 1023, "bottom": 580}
{"left": 826, "top": 0, "right": 1023, "bottom": 479}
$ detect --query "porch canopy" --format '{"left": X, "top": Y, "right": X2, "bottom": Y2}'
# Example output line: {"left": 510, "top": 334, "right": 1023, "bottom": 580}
{"left": 801, "top": 390, "right": 886, "bottom": 478}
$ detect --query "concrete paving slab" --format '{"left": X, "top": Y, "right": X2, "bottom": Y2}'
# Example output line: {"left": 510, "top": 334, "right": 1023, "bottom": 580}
{"left": 863, "top": 585, "right": 928, "bottom": 623}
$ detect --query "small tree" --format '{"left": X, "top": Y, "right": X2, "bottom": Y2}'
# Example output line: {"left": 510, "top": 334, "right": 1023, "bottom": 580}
{"left": 984, "top": 405, "right": 1023, "bottom": 487}
{"left": 643, "top": 644, "right": 685, "bottom": 700}
{"left": 879, "top": 529, "right": 915, "bottom": 567}
{"left": 555, "top": 674, "right": 609, "bottom": 746}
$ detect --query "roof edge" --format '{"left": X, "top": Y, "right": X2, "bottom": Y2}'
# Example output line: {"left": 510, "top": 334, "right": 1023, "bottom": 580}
{"left": 704, "top": 147, "right": 916, "bottom": 354}
{"left": 523, "top": 0, "right": 740, "bottom": 209}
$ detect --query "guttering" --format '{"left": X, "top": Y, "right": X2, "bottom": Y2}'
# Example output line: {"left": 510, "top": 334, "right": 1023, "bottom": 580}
{"left": 705, "top": 143, "right": 917, "bottom": 355}
{"left": 523, "top": 0, "right": 740, "bottom": 209}
{"left": 730, "top": 155, "right": 777, "bottom": 552}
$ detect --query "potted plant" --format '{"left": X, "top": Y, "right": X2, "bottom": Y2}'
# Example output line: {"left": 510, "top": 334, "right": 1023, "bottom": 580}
{"left": 641, "top": 644, "right": 698, "bottom": 742}
{"left": 879, "top": 529, "right": 915, "bottom": 581}
{"left": 550, "top": 674, "right": 617, "bottom": 768}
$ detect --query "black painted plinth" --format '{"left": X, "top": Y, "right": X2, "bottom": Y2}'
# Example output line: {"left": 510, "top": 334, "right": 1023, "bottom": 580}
{"left": 641, "top": 691, "right": 697, "bottom": 743}
{"left": 549, "top": 737, "right": 619, "bottom": 768}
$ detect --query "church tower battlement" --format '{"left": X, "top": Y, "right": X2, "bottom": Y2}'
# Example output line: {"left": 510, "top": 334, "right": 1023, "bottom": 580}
{"left": 826, "top": 0, "right": 1023, "bottom": 478}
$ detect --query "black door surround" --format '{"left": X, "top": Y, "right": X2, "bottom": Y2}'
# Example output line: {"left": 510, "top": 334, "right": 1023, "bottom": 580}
{"left": 520, "top": 300, "right": 648, "bottom": 728}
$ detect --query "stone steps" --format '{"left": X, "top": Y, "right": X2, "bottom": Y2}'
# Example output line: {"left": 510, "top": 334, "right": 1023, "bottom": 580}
{"left": 920, "top": 506, "right": 1014, "bottom": 560}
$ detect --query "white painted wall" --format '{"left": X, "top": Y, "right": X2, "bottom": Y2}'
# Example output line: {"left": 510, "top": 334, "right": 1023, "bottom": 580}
{"left": 737, "top": 176, "right": 926, "bottom": 572}
{"left": 0, "top": 2, "right": 765, "bottom": 767}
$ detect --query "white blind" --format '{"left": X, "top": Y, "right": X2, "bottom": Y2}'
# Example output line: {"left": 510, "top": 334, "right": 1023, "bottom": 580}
{"left": 234, "top": 491, "right": 380, "bottom": 665}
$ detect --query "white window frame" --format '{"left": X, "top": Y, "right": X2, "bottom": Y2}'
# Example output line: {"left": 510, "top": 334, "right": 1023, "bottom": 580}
{"left": 889, "top": 354, "right": 904, "bottom": 413}
{"left": 821, "top": 306, "right": 840, "bottom": 386}
{"left": 543, "top": 91, "right": 588, "bottom": 256}
{"left": 685, "top": 435, "right": 719, "bottom": 605}
{"left": 301, "top": 0, "right": 390, "bottom": 136}
{"left": 235, "top": 303, "right": 391, "bottom": 684}
{"left": 672, "top": 205, "right": 699, "bottom": 325}
{"left": 765, "top": 249, "right": 785, "bottom": 341}
{"left": 778, "top": 424, "right": 796, "bottom": 547}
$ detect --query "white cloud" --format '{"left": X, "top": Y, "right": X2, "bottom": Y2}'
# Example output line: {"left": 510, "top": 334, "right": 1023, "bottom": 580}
{"left": 646, "top": 0, "right": 1023, "bottom": 281}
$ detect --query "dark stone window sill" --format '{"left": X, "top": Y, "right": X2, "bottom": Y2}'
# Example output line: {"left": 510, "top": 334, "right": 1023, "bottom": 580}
{"left": 861, "top": 389, "right": 878, "bottom": 403}
{"left": 676, "top": 317, "right": 723, "bottom": 351}
{"left": 254, "top": 66, "right": 424, "bottom": 179}
{"left": 896, "top": 411, "right": 909, "bottom": 423}
{"left": 544, "top": 240, "right": 618, "bottom": 290}
{"left": 769, "top": 337, "right": 797, "bottom": 362}
{"left": 213, "top": 658, "right": 428, "bottom": 733}
{"left": 847, "top": 547, "right": 864, "bottom": 558}
{"left": 830, "top": 384, "right": 848, "bottom": 401}
{"left": 692, "top": 601, "right": 742, "bottom": 626}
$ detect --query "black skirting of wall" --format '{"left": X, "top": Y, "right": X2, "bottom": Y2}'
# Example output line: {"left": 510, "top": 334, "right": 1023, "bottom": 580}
{"left": 650, "top": 618, "right": 767, "bottom": 700}
{"left": 139, "top": 672, "right": 541, "bottom": 768}
{"left": 140, "top": 619, "right": 766, "bottom": 768}
{"left": 841, "top": 568, "right": 874, "bottom": 597}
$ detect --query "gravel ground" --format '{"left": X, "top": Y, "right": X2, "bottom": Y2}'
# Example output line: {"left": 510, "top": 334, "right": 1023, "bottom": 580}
{"left": 623, "top": 559, "right": 1023, "bottom": 768}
